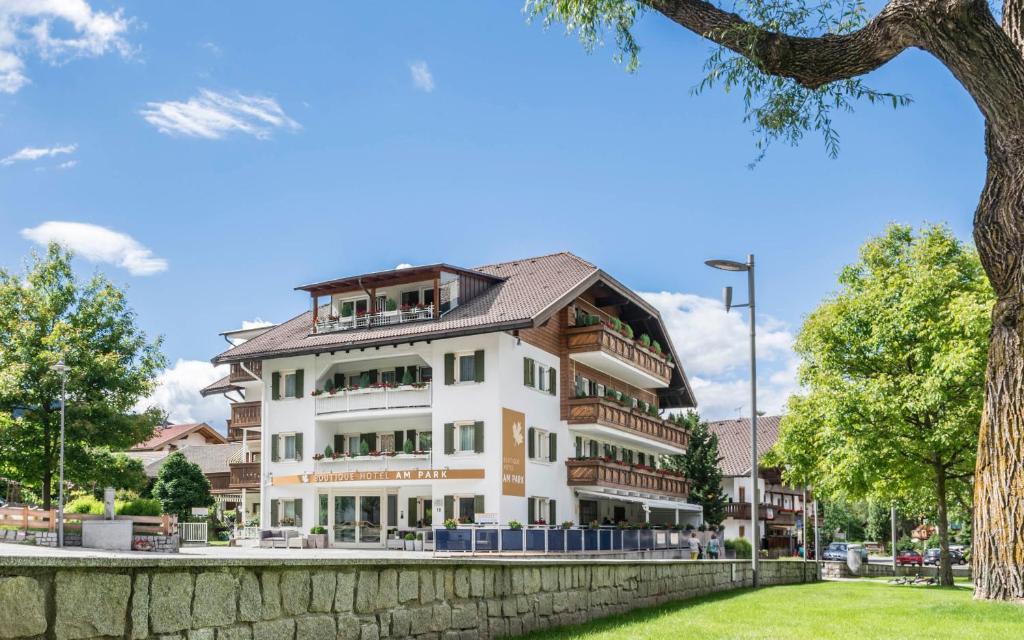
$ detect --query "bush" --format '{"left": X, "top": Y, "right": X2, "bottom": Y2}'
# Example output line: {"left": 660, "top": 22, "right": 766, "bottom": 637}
{"left": 403, "top": 439, "right": 414, "bottom": 454}
{"left": 623, "top": 324, "right": 634, "bottom": 339}
{"left": 401, "top": 369, "right": 415, "bottom": 385}
{"left": 118, "top": 498, "right": 162, "bottom": 516}
{"left": 508, "top": 520, "right": 523, "bottom": 530}
{"left": 639, "top": 333, "right": 652, "bottom": 347}
{"left": 725, "top": 538, "right": 753, "bottom": 559}
{"left": 66, "top": 495, "right": 103, "bottom": 514}
{"left": 310, "top": 526, "right": 327, "bottom": 534}
{"left": 324, "top": 445, "right": 334, "bottom": 458}
{"left": 360, "top": 440, "right": 370, "bottom": 456}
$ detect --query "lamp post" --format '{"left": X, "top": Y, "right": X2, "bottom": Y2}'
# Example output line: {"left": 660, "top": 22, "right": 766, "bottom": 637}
{"left": 51, "top": 359, "right": 69, "bottom": 547}
{"left": 706, "top": 255, "right": 759, "bottom": 587}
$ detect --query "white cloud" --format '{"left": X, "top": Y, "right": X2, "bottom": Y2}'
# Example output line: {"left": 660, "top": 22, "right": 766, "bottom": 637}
{"left": 395, "top": 263, "right": 413, "bottom": 270}
{"left": 241, "top": 318, "right": 273, "bottom": 330}
{"left": 1, "top": 143, "right": 77, "bottom": 166}
{"left": 140, "top": 89, "right": 301, "bottom": 140}
{"left": 136, "top": 359, "right": 230, "bottom": 428}
{"left": 0, "top": 1, "right": 134, "bottom": 94}
{"left": 21, "top": 221, "right": 168, "bottom": 275}
{"left": 57, "top": 160, "right": 77, "bottom": 169}
{"left": 409, "top": 61, "right": 434, "bottom": 92}
{"left": 641, "top": 291, "right": 799, "bottom": 420}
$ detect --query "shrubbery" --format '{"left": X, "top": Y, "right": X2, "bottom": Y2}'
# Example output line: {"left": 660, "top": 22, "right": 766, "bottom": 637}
{"left": 64, "top": 495, "right": 163, "bottom": 516}
{"left": 725, "top": 537, "right": 753, "bottom": 559}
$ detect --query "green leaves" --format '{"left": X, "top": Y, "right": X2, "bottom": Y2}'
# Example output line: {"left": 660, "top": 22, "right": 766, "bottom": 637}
{"left": 524, "top": 0, "right": 645, "bottom": 71}
{"left": 664, "top": 411, "right": 729, "bottom": 526}
{"left": 152, "top": 452, "right": 214, "bottom": 519}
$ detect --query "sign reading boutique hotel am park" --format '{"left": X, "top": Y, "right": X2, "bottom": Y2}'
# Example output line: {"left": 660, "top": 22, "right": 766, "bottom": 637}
{"left": 502, "top": 407, "right": 526, "bottom": 496}
{"left": 272, "top": 468, "right": 485, "bottom": 486}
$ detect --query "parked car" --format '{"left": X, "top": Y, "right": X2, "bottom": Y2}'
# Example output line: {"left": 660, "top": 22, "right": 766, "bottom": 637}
{"left": 822, "top": 542, "right": 868, "bottom": 562}
{"left": 896, "top": 549, "right": 924, "bottom": 566}
{"left": 924, "top": 547, "right": 968, "bottom": 565}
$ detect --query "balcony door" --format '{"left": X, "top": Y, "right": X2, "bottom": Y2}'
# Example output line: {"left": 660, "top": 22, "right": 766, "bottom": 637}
{"left": 328, "top": 492, "right": 385, "bottom": 546}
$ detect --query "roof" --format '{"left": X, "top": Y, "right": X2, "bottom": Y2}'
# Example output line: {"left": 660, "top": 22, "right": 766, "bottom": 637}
{"left": 706, "top": 415, "right": 783, "bottom": 476}
{"left": 131, "top": 422, "right": 228, "bottom": 451}
{"left": 211, "top": 251, "right": 696, "bottom": 407}
{"left": 296, "top": 262, "right": 505, "bottom": 295}
{"left": 200, "top": 374, "right": 241, "bottom": 398}
{"left": 125, "top": 443, "right": 242, "bottom": 477}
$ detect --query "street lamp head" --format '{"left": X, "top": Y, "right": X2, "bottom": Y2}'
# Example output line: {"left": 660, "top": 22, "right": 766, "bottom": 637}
{"left": 705, "top": 258, "right": 749, "bottom": 272}
{"left": 51, "top": 360, "right": 69, "bottom": 374}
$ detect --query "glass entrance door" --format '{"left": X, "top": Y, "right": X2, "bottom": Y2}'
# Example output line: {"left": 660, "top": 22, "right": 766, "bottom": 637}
{"left": 329, "top": 493, "right": 384, "bottom": 546}
{"left": 334, "top": 496, "right": 356, "bottom": 544}
{"left": 359, "top": 496, "right": 381, "bottom": 544}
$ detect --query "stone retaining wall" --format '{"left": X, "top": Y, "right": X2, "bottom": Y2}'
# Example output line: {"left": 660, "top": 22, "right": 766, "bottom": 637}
{"left": 0, "top": 530, "right": 82, "bottom": 547}
{"left": 0, "top": 557, "right": 819, "bottom": 639}
{"left": 821, "top": 560, "right": 972, "bottom": 579}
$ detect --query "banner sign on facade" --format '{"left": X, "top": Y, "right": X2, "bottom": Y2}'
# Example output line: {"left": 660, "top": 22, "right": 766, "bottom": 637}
{"left": 272, "top": 468, "right": 485, "bottom": 486}
{"left": 502, "top": 407, "right": 526, "bottom": 496}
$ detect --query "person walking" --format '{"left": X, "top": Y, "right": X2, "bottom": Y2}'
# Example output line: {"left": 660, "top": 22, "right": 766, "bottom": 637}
{"left": 689, "top": 531, "right": 700, "bottom": 560}
{"left": 708, "top": 533, "right": 721, "bottom": 560}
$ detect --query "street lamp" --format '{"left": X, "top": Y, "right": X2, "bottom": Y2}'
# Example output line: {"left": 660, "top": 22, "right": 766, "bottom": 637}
{"left": 705, "top": 254, "right": 759, "bottom": 587}
{"left": 51, "top": 359, "right": 69, "bottom": 547}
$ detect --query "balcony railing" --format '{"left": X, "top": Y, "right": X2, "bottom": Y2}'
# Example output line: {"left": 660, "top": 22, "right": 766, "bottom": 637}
{"left": 724, "top": 502, "right": 775, "bottom": 521}
{"left": 229, "top": 360, "right": 262, "bottom": 384}
{"left": 567, "top": 397, "right": 688, "bottom": 450}
{"left": 229, "top": 462, "right": 260, "bottom": 489}
{"left": 565, "top": 458, "right": 688, "bottom": 498}
{"left": 315, "top": 304, "right": 435, "bottom": 334}
{"left": 314, "top": 383, "right": 432, "bottom": 416}
{"left": 230, "top": 400, "right": 261, "bottom": 428}
{"left": 566, "top": 324, "right": 673, "bottom": 385}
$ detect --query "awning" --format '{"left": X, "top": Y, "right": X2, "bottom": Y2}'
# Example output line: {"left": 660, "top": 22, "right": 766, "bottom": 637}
{"left": 575, "top": 489, "right": 702, "bottom": 512}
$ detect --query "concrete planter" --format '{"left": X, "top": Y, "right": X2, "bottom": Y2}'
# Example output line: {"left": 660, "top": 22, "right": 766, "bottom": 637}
{"left": 308, "top": 534, "right": 327, "bottom": 549}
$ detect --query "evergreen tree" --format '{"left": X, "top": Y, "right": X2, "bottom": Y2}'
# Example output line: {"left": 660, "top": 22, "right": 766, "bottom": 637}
{"left": 152, "top": 452, "right": 214, "bottom": 519}
{"left": 664, "top": 412, "right": 728, "bottom": 526}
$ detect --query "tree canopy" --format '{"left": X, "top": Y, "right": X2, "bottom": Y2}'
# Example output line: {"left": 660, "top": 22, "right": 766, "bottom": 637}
{"left": 152, "top": 452, "right": 214, "bottom": 520}
{"left": 0, "top": 244, "right": 166, "bottom": 507}
{"left": 664, "top": 412, "right": 728, "bottom": 526}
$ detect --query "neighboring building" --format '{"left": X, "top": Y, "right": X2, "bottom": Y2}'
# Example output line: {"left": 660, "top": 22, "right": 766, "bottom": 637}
{"left": 130, "top": 422, "right": 227, "bottom": 452}
{"left": 708, "top": 416, "right": 822, "bottom": 557}
{"left": 209, "top": 252, "right": 703, "bottom": 546}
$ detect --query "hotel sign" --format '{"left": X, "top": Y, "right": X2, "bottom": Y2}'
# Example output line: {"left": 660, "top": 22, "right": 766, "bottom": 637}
{"left": 502, "top": 407, "right": 526, "bottom": 496}
{"left": 272, "top": 468, "right": 485, "bottom": 486}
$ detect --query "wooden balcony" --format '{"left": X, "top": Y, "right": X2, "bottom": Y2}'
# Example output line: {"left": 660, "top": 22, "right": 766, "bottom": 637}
{"left": 567, "top": 397, "right": 688, "bottom": 452}
{"left": 566, "top": 458, "right": 688, "bottom": 498}
{"left": 231, "top": 401, "right": 261, "bottom": 428}
{"left": 229, "top": 462, "right": 260, "bottom": 489}
{"left": 724, "top": 502, "right": 775, "bottom": 521}
{"left": 207, "top": 472, "right": 230, "bottom": 492}
{"left": 229, "top": 360, "right": 262, "bottom": 384}
{"left": 227, "top": 423, "right": 260, "bottom": 442}
{"left": 566, "top": 324, "right": 673, "bottom": 388}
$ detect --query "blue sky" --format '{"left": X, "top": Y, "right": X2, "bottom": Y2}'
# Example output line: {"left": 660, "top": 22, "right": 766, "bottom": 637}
{"left": 0, "top": 1, "right": 985, "bottom": 425}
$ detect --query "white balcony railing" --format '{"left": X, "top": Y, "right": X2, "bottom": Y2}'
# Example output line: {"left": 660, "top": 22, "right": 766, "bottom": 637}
{"left": 315, "top": 304, "right": 435, "bottom": 334}
{"left": 314, "top": 383, "right": 432, "bottom": 416}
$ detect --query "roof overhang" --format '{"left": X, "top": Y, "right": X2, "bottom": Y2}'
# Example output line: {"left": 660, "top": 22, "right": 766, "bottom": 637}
{"left": 295, "top": 263, "right": 505, "bottom": 297}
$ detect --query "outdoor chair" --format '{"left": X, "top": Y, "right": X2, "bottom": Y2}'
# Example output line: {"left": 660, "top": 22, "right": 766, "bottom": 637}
{"left": 259, "top": 528, "right": 300, "bottom": 549}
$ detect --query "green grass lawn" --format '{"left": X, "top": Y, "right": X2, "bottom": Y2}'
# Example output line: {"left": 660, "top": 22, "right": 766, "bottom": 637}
{"left": 525, "top": 580, "right": 1024, "bottom": 640}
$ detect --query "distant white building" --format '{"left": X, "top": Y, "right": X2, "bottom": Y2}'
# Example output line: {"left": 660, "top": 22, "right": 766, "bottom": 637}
{"left": 206, "top": 253, "right": 704, "bottom": 547}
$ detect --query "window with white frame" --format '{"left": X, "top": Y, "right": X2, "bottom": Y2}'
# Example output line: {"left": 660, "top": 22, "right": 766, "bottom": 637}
{"left": 346, "top": 435, "right": 361, "bottom": 456}
{"left": 531, "top": 497, "right": 549, "bottom": 524}
{"left": 378, "top": 433, "right": 395, "bottom": 453}
{"left": 283, "top": 433, "right": 298, "bottom": 460}
{"left": 283, "top": 372, "right": 298, "bottom": 398}
{"left": 279, "top": 499, "right": 302, "bottom": 527}
{"left": 528, "top": 427, "right": 556, "bottom": 462}
{"left": 418, "top": 431, "right": 432, "bottom": 452}
{"left": 457, "top": 354, "right": 476, "bottom": 382}
{"left": 536, "top": 428, "right": 550, "bottom": 460}
{"left": 458, "top": 423, "right": 476, "bottom": 452}
{"left": 537, "top": 364, "right": 550, "bottom": 392}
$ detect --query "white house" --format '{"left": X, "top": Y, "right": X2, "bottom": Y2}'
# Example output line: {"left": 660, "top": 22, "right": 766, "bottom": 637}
{"left": 209, "top": 253, "right": 703, "bottom": 547}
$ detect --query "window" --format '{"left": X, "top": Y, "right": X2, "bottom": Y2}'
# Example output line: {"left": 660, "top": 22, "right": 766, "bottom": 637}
{"left": 272, "top": 432, "right": 302, "bottom": 462}
{"left": 418, "top": 431, "right": 432, "bottom": 452}
{"left": 575, "top": 436, "right": 582, "bottom": 458}
{"left": 273, "top": 498, "right": 302, "bottom": 527}
{"left": 739, "top": 525, "right": 746, "bottom": 539}
{"left": 459, "top": 424, "right": 475, "bottom": 451}
{"left": 401, "top": 290, "right": 420, "bottom": 307}
{"left": 379, "top": 433, "right": 395, "bottom": 453}
{"left": 419, "top": 367, "right": 432, "bottom": 383}
{"left": 381, "top": 370, "right": 396, "bottom": 385}
{"left": 346, "top": 435, "right": 361, "bottom": 456}
{"left": 458, "top": 355, "right": 476, "bottom": 382}
{"left": 458, "top": 497, "right": 475, "bottom": 521}
{"left": 528, "top": 428, "right": 556, "bottom": 462}
{"left": 444, "top": 352, "right": 483, "bottom": 384}
{"left": 538, "top": 365, "right": 549, "bottom": 392}
{"left": 271, "top": 369, "right": 304, "bottom": 400}
{"left": 445, "top": 421, "right": 483, "bottom": 454}
{"left": 422, "top": 288, "right": 435, "bottom": 307}
{"left": 318, "top": 494, "right": 328, "bottom": 527}
{"left": 284, "top": 373, "right": 297, "bottom": 397}
{"left": 284, "top": 434, "right": 297, "bottom": 460}
{"left": 529, "top": 497, "right": 550, "bottom": 524}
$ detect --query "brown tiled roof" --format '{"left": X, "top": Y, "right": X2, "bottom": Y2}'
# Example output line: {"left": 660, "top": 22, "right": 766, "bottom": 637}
{"left": 706, "top": 415, "right": 783, "bottom": 476}
{"left": 130, "top": 422, "right": 227, "bottom": 451}
{"left": 212, "top": 252, "right": 600, "bottom": 364}
{"left": 200, "top": 374, "right": 241, "bottom": 398}
{"left": 125, "top": 444, "right": 242, "bottom": 477}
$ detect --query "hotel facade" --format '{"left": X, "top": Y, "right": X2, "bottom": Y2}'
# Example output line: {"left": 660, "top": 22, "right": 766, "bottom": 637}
{"left": 206, "top": 252, "right": 702, "bottom": 547}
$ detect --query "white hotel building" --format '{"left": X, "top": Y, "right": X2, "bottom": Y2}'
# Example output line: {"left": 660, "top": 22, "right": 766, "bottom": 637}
{"left": 205, "top": 253, "right": 702, "bottom": 547}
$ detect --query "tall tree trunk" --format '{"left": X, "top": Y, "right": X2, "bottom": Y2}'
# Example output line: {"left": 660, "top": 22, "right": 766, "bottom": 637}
{"left": 41, "top": 468, "right": 51, "bottom": 511}
{"left": 934, "top": 457, "right": 954, "bottom": 587}
{"left": 972, "top": 128, "right": 1024, "bottom": 601}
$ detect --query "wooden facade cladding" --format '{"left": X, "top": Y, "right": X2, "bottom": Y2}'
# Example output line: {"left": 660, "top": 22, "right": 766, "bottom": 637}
{"left": 566, "top": 458, "right": 688, "bottom": 499}
{"left": 229, "top": 360, "right": 262, "bottom": 384}
{"left": 724, "top": 502, "right": 774, "bottom": 521}
{"left": 230, "top": 401, "right": 261, "bottom": 429}
{"left": 565, "top": 324, "right": 673, "bottom": 386}
{"left": 207, "top": 472, "right": 230, "bottom": 492}
{"left": 571, "top": 363, "right": 658, "bottom": 407}
{"left": 229, "top": 462, "right": 260, "bottom": 489}
{"left": 567, "top": 397, "right": 688, "bottom": 449}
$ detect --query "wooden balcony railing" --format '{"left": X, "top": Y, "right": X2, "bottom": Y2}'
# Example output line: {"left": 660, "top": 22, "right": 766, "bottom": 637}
{"left": 566, "top": 324, "right": 673, "bottom": 385}
{"left": 724, "top": 502, "right": 775, "bottom": 521}
{"left": 207, "top": 472, "right": 230, "bottom": 491}
{"left": 229, "top": 360, "right": 262, "bottom": 384}
{"left": 566, "top": 458, "right": 688, "bottom": 498}
{"left": 567, "top": 397, "right": 688, "bottom": 450}
{"left": 229, "top": 462, "right": 260, "bottom": 489}
{"left": 230, "top": 400, "right": 261, "bottom": 428}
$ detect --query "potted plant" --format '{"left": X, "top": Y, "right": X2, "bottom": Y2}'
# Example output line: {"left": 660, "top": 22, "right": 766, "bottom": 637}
{"left": 309, "top": 526, "right": 328, "bottom": 549}
{"left": 403, "top": 439, "right": 415, "bottom": 454}
{"left": 404, "top": 532, "right": 417, "bottom": 550}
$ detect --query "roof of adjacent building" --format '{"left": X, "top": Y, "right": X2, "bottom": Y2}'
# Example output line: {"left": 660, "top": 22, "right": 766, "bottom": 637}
{"left": 125, "top": 443, "right": 242, "bottom": 478}
{"left": 210, "top": 251, "right": 696, "bottom": 407}
{"left": 706, "top": 415, "right": 783, "bottom": 476}
{"left": 130, "top": 422, "right": 227, "bottom": 451}
{"left": 200, "top": 374, "right": 241, "bottom": 398}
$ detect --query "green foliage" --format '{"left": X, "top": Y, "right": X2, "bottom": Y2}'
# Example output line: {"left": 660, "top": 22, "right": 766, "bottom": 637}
{"left": 864, "top": 499, "right": 891, "bottom": 543}
{"left": 118, "top": 498, "right": 162, "bottom": 516}
{"left": 310, "top": 525, "right": 327, "bottom": 534}
{"left": 524, "top": 0, "right": 644, "bottom": 71}
{"left": 663, "top": 412, "right": 728, "bottom": 526}
{"left": 896, "top": 535, "right": 916, "bottom": 552}
{"left": 385, "top": 298, "right": 398, "bottom": 312}
{"left": 823, "top": 499, "right": 866, "bottom": 544}
{"left": 403, "top": 438, "right": 414, "bottom": 454}
{"left": 725, "top": 537, "right": 752, "bottom": 558}
{"left": 152, "top": 452, "right": 213, "bottom": 519}
{"left": 0, "top": 244, "right": 166, "bottom": 507}
{"left": 324, "top": 445, "right": 334, "bottom": 458}
{"left": 66, "top": 495, "right": 103, "bottom": 514}
{"left": 639, "top": 333, "right": 651, "bottom": 347}
{"left": 359, "top": 440, "right": 370, "bottom": 456}
{"left": 401, "top": 368, "right": 415, "bottom": 385}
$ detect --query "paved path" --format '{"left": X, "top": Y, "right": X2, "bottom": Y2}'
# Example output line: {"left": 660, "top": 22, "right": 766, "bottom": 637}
{"left": 0, "top": 542, "right": 436, "bottom": 561}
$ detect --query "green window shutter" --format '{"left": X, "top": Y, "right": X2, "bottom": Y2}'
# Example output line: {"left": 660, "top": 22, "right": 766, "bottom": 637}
{"left": 368, "top": 369, "right": 379, "bottom": 384}
{"left": 295, "top": 433, "right": 303, "bottom": 461}
{"left": 528, "top": 427, "right": 535, "bottom": 459}
{"left": 361, "top": 433, "right": 376, "bottom": 453}
{"left": 444, "top": 495, "right": 454, "bottom": 520}
{"left": 549, "top": 500, "right": 557, "bottom": 525}
{"left": 549, "top": 367, "right": 557, "bottom": 395}
{"left": 444, "top": 423, "right": 455, "bottom": 454}
{"left": 590, "top": 440, "right": 598, "bottom": 457}
{"left": 444, "top": 353, "right": 455, "bottom": 385}
{"left": 575, "top": 436, "right": 582, "bottom": 458}
{"left": 270, "top": 499, "right": 279, "bottom": 527}
{"left": 295, "top": 369, "right": 304, "bottom": 398}
{"left": 549, "top": 433, "right": 557, "bottom": 462}
{"left": 394, "top": 430, "right": 404, "bottom": 452}
{"left": 333, "top": 372, "right": 345, "bottom": 389}
{"left": 407, "top": 365, "right": 418, "bottom": 382}
{"left": 271, "top": 434, "right": 280, "bottom": 462}
{"left": 473, "top": 350, "right": 485, "bottom": 382}
{"left": 473, "top": 421, "right": 484, "bottom": 453}
{"left": 395, "top": 366, "right": 405, "bottom": 383}
{"left": 638, "top": 452, "right": 645, "bottom": 466}
{"left": 523, "top": 358, "right": 533, "bottom": 387}
{"left": 408, "top": 497, "right": 418, "bottom": 526}
{"left": 294, "top": 499, "right": 303, "bottom": 528}
{"left": 473, "top": 495, "right": 484, "bottom": 515}
{"left": 271, "top": 372, "right": 281, "bottom": 400}
{"left": 528, "top": 499, "right": 535, "bottom": 524}
{"left": 333, "top": 434, "right": 344, "bottom": 454}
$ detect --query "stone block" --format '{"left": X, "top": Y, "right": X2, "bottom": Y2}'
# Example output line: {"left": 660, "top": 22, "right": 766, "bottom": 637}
{"left": 430, "top": 603, "right": 451, "bottom": 632}
{"left": 261, "top": 572, "right": 282, "bottom": 620}
{"left": 355, "top": 571, "right": 378, "bottom": 614}
{"left": 335, "top": 572, "right": 355, "bottom": 612}
{"left": 55, "top": 571, "right": 130, "bottom": 639}
{"left": 453, "top": 569, "right": 469, "bottom": 599}
{"left": 409, "top": 605, "right": 433, "bottom": 635}
{"left": 360, "top": 622, "right": 380, "bottom": 640}
{"left": 217, "top": 625, "right": 253, "bottom": 640}
{"left": 253, "top": 618, "right": 295, "bottom": 640}
{"left": 337, "top": 613, "right": 361, "bottom": 640}
{"left": 296, "top": 614, "right": 336, "bottom": 640}
{"left": 151, "top": 573, "right": 194, "bottom": 634}
{"left": 376, "top": 569, "right": 397, "bottom": 611}
{"left": 450, "top": 604, "right": 477, "bottom": 630}
{"left": 398, "top": 570, "right": 418, "bottom": 604}
{"left": 238, "top": 572, "right": 262, "bottom": 622}
{"left": 419, "top": 571, "right": 435, "bottom": 604}
{"left": 193, "top": 572, "right": 238, "bottom": 628}
{"left": 188, "top": 629, "right": 215, "bottom": 640}
{"left": 390, "top": 608, "right": 411, "bottom": 637}
{"left": 131, "top": 573, "right": 150, "bottom": 639}
{"left": 281, "top": 571, "right": 311, "bottom": 616}
{"left": 310, "top": 571, "right": 335, "bottom": 613}
{"left": 0, "top": 576, "right": 47, "bottom": 639}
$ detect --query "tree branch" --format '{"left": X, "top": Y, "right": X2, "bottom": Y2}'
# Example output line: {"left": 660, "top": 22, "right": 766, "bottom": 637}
{"left": 646, "top": 0, "right": 920, "bottom": 89}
